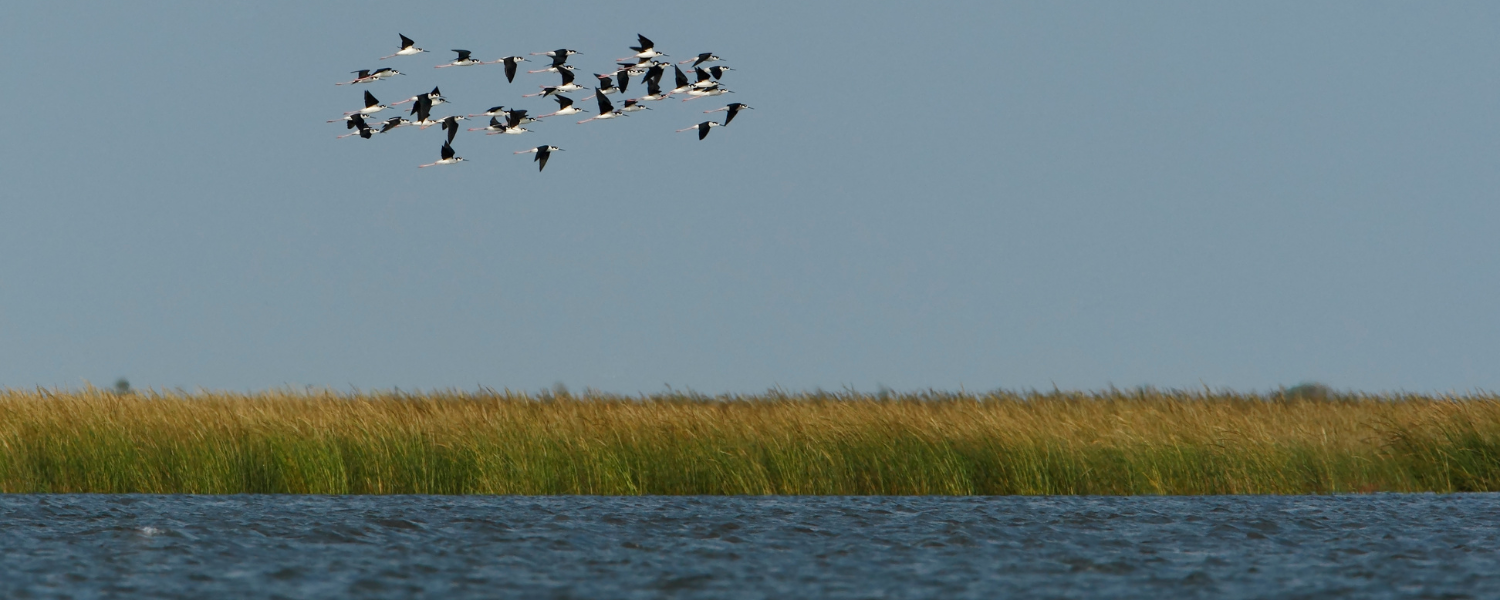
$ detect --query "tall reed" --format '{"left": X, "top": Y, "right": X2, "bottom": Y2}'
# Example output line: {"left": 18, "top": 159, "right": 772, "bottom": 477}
{"left": 2, "top": 387, "right": 1497, "bottom": 495}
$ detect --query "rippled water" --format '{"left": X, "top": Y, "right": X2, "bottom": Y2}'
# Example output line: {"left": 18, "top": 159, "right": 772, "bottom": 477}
{"left": 2, "top": 494, "right": 1497, "bottom": 599}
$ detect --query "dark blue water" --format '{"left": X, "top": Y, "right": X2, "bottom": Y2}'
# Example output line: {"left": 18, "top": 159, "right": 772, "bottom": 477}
{"left": 2, "top": 494, "right": 1497, "bottom": 599}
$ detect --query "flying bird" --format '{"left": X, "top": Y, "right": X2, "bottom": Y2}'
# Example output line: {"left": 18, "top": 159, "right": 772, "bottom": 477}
{"left": 635, "top": 78, "right": 671, "bottom": 102}
{"left": 668, "top": 65, "right": 696, "bottom": 95}
{"left": 379, "top": 34, "right": 428, "bottom": 60}
{"left": 582, "top": 73, "right": 621, "bottom": 100}
{"left": 497, "top": 56, "right": 526, "bottom": 82}
{"left": 577, "top": 90, "right": 626, "bottom": 124}
{"left": 418, "top": 142, "right": 465, "bottom": 168}
{"left": 707, "top": 66, "right": 732, "bottom": 80}
{"left": 376, "top": 116, "right": 412, "bottom": 133}
{"left": 392, "top": 86, "right": 447, "bottom": 107}
{"left": 336, "top": 69, "right": 378, "bottom": 86}
{"left": 704, "top": 102, "right": 752, "bottom": 125}
{"left": 439, "top": 115, "right": 465, "bottom": 144}
{"left": 528, "top": 52, "right": 577, "bottom": 74}
{"left": 436, "top": 49, "right": 485, "bottom": 68}
{"left": 682, "top": 84, "right": 731, "bottom": 100}
{"left": 679, "top": 52, "right": 721, "bottom": 67}
{"left": 329, "top": 91, "right": 386, "bottom": 121}
{"left": 677, "top": 120, "right": 722, "bottom": 140}
{"left": 514, "top": 145, "right": 562, "bottom": 171}
{"left": 620, "top": 34, "right": 666, "bottom": 60}
{"left": 410, "top": 95, "right": 441, "bottom": 128}
{"left": 524, "top": 69, "right": 585, "bottom": 97}
{"left": 336, "top": 114, "right": 374, "bottom": 138}
{"left": 536, "top": 95, "right": 586, "bottom": 118}
{"left": 619, "top": 98, "right": 650, "bottom": 113}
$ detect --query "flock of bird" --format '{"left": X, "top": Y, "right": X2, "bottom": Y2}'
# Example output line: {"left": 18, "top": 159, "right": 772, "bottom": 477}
{"left": 331, "top": 34, "right": 752, "bottom": 171}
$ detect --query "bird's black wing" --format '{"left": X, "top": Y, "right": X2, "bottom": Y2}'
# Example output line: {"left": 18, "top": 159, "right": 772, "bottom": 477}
{"left": 359, "top": 126, "right": 373, "bottom": 139}
{"left": 560, "top": 69, "right": 575, "bottom": 86}
{"left": 537, "top": 148, "right": 550, "bottom": 171}
{"left": 596, "top": 90, "right": 614, "bottom": 113}
{"left": 444, "top": 118, "right": 457, "bottom": 144}
{"left": 725, "top": 105, "right": 740, "bottom": 125}
{"left": 507, "top": 109, "right": 527, "bottom": 128}
{"left": 693, "top": 52, "right": 712, "bottom": 67}
{"left": 674, "top": 66, "right": 690, "bottom": 88}
{"left": 399, "top": 34, "right": 415, "bottom": 49}
{"left": 699, "top": 122, "right": 710, "bottom": 140}
{"left": 430, "top": 86, "right": 441, "bottom": 97}
{"left": 695, "top": 67, "right": 711, "bottom": 83}
{"left": 646, "top": 79, "right": 662, "bottom": 96}
{"left": 416, "top": 96, "right": 431, "bottom": 121}
{"left": 489, "top": 116, "right": 502, "bottom": 127}
{"left": 556, "top": 95, "right": 574, "bottom": 109}
{"left": 346, "top": 114, "right": 365, "bottom": 129}
{"left": 504, "top": 59, "right": 517, "bottom": 82}
{"left": 644, "top": 66, "right": 664, "bottom": 85}
{"left": 440, "top": 142, "right": 455, "bottom": 160}
{"left": 364, "top": 90, "right": 379, "bottom": 107}
{"left": 617, "top": 71, "right": 630, "bottom": 94}
{"left": 454, "top": 49, "right": 471, "bottom": 61}
{"left": 710, "top": 66, "right": 726, "bottom": 79}
{"left": 354, "top": 69, "right": 371, "bottom": 78}
{"left": 636, "top": 34, "right": 654, "bottom": 50}
{"left": 550, "top": 53, "right": 568, "bottom": 68}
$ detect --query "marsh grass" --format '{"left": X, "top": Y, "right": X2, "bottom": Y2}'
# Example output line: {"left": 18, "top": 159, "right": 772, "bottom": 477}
{"left": 2, "top": 387, "right": 1499, "bottom": 495}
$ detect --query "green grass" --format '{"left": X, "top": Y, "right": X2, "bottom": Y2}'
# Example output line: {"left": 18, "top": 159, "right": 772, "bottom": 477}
{"left": 2, "top": 387, "right": 1499, "bottom": 494}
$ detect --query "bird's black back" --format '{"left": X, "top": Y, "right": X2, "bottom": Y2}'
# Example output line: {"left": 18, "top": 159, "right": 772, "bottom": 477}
{"left": 454, "top": 49, "right": 471, "bottom": 61}
{"left": 399, "top": 34, "right": 415, "bottom": 48}
{"left": 555, "top": 95, "right": 574, "bottom": 109}
{"left": 695, "top": 68, "right": 711, "bottom": 83}
{"left": 415, "top": 96, "right": 432, "bottom": 121}
{"left": 673, "top": 66, "right": 690, "bottom": 88}
{"left": 636, "top": 34, "right": 654, "bottom": 51}
{"left": 536, "top": 147, "right": 551, "bottom": 171}
{"left": 699, "top": 122, "right": 711, "bottom": 140}
{"left": 363, "top": 90, "right": 379, "bottom": 107}
{"left": 617, "top": 70, "right": 630, "bottom": 94}
{"left": 560, "top": 69, "right": 575, "bottom": 85}
{"left": 504, "top": 59, "right": 518, "bottom": 82}
{"left": 440, "top": 142, "right": 455, "bottom": 160}
{"left": 595, "top": 89, "right": 614, "bottom": 113}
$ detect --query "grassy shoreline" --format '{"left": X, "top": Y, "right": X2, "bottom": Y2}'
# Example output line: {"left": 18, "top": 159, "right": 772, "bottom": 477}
{"left": 2, "top": 388, "right": 1498, "bottom": 495}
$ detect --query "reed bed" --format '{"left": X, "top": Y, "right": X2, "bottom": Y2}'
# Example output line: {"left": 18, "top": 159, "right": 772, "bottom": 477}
{"left": 1, "top": 387, "right": 1498, "bottom": 495}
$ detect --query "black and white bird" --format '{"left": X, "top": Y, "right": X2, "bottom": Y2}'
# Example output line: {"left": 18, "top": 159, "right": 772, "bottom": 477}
{"left": 439, "top": 115, "right": 465, "bottom": 144}
{"left": 377, "top": 116, "right": 412, "bottom": 133}
{"left": 668, "top": 65, "right": 696, "bottom": 96}
{"left": 336, "top": 69, "right": 379, "bottom": 86}
{"left": 329, "top": 91, "right": 387, "bottom": 121}
{"left": 379, "top": 34, "right": 428, "bottom": 60}
{"left": 536, "top": 95, "right": 586, "bottom": 119}
{"left": 682, "top": 84, "right": 731, "bottom": 101}
{"left": 370, "top": 67, "right": 403, "bottom": 80}
{"left": 392, "top": 86, "right": 447, "bottom": 107}
{"left": 524, "top": 69, "right": 585, "bottom": 97}
{"left": 615, "top": 57, "right": 653, "bottom": 77}
{"left": 640, "top": 64, "right": 666, "bottom": 87}
{"left": 410, "top": 95, "right": 441, "bottom": 128}
{"left": 528, "top": 52, "right": 577, "bottom": 74}
{"left": 530, "top": 48, "right": 581, "bottom": 60}
{"left": 468, "top": 116, "right": 510, "bottom": 134}
{"left": 692, "top": 67, "right": 716, "bottom": 89}
{"left": 514, "top": 145, "right": 562, "bottom": 171}
{"left": 497, "top": 56, "right": 526, "bottom": 82}
{"left": 418, "top": 142, "right": 465, "bottom": 168}
{"left": 467, "top": 105, "right": 510, "bottom": 118}
{"left": 620, "top": 34, "right": 666, "bottom": 60}
{"left": 619, "top": 98, "right": 650, "bottom": 113}
{"left": 703, "top": 102, "right": 752, "bottom": 125}
{"left": 635, "top": 78, "right": 671, "bottom": 102}
{"left": 706, "top": 66, "right": 732, "bottom": 80}
{"left": 679, "top": 52, "right": 721, "bottom": 67}
{"left": 436, "top": 49, "right": 485, "bottom": 68}
{"left": 577, "top": 90, "right": 626, "bottom": 124}
{"left": 677, "top": 120, "right": 722, "bottom": 140}
{"left": 582, "top": 73, "right": 622, "bottom": 100}
{"left": 336, "top": 114, "right": 374, "bottom": 139}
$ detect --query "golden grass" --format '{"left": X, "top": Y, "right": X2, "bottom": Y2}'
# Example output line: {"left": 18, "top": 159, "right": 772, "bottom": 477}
{"left": 1, "top": 387, "right": 1498, "bottom": 495}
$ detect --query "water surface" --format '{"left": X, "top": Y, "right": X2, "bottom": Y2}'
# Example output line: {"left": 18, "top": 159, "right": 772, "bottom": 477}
{"left": 2, "top": 494, "right": 1497, "bottom": 598}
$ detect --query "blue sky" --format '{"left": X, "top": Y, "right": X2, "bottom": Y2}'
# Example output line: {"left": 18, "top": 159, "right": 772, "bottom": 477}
{"left": 1, "top": 1, "right": 1497, "bottom": 393}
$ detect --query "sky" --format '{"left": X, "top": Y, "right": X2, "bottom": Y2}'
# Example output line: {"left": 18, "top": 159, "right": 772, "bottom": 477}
{"left": 1, "top": 1, "right": 1498, "bottom": 394}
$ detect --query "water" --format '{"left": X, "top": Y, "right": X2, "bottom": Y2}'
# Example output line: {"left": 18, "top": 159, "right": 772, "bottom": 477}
{"left": 2, "top": 494, "right": 1497, "bottom": 599}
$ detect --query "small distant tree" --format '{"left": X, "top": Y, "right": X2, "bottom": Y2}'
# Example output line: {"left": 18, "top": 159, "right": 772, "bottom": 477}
{"left": 113, "top": 378, "right": 132, "bottom": 395}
